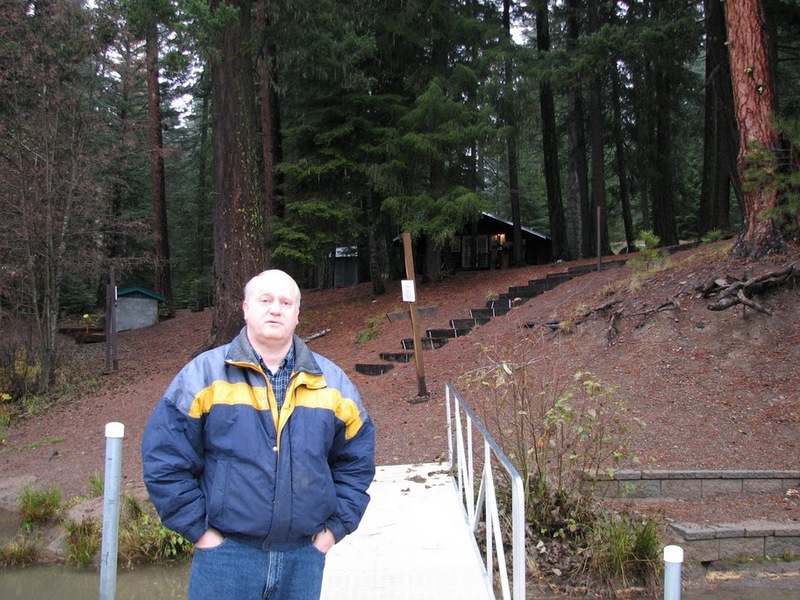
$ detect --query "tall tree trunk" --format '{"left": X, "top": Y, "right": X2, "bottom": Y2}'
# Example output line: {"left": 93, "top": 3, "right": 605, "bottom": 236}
{"left": 565, "top": 0, "right": 589, "bottom": 259}
{"left": 587, "top": 0, "right": 611, "bottom": 255}
{"left": 366, "top": 191, "right": 386, "bottom": 295}
{"left": 724, "top": 0, "right": 786, "bottom": 257}
{"left": 194, "top": 72, "right": 211, "bottom": 312}
{"left": 610, "top": 40, "right": 635, "bottom": 251}
{"left": 503, "top": 0, "right": 523, "bottom": 266}
{"left": 536, "top": 0, "right": 568, "bottom": 261}
{"left": 256, "top": 0, "right": 276, "bottom": 259}
{"left": 651, "top": 54, "right": 679, "bottom": 247}
{"left": 699, "top": 0, "right": 740, "bottom": 236}
{"left": 146, "top": 17, "right": 174, "bottom": 313}
{"left": 208, "top": 0, "right": 267, "bottom": 346}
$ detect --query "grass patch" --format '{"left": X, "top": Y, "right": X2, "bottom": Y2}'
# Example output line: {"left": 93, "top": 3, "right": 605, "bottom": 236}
{"left": 356, "top": 314, "right": 385, "bottom": 345}
{"left": 0, "top": 436, "right": 65, "bottom": 455}
{"left": 0, "top": 536, "right": 40, "bottom": 567}
{"left": 117, "top": 495, "right": 193, "bottom": 567}
{"left": 64, "top": 518, "right": 101, "bottom": 567}
{"left": 17, "top": 484, "right": 62, "bottom": 530}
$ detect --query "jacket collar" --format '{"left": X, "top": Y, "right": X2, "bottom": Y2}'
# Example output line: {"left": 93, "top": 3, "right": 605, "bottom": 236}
{"left": 227, "top": 327, "right": 322, "bottom": 378}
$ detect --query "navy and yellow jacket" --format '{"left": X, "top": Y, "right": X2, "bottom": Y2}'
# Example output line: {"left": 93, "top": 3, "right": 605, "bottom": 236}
{"left": 141, "top": 328, "right": 376, "bottom": 549}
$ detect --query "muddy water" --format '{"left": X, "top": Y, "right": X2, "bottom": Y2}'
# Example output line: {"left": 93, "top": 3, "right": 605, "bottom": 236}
{"left": 0, "top": 563, "right": 190, "bottom": 598}
{"left": 2, "top": 564, "right": 796, "bottom": 599}
{"left": 0, "top": 563, "right": 798, "bottom": 599}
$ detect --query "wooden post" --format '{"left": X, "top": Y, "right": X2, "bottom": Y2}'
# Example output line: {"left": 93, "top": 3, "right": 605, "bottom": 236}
{"left": 596, "top": 206, "right": 603, "bottom": 272}
{"left": 401, "top": 233, "right": 428, "bottom": 400}
{"left": 105, "top": 267, "right": 118, "bottom": 373}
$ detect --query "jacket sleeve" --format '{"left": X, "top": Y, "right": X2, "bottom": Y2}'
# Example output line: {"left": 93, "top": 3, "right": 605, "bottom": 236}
{"left": 325, "top": 387, "right": 376, "bottom": 543}
{"left": 141, "top": 369, "right": 209, "bottom": 544}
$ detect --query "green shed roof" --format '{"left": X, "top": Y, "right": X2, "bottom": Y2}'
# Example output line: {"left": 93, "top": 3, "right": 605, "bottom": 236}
{"left": 117, "top": 287, "right": 167, "bottom": 302}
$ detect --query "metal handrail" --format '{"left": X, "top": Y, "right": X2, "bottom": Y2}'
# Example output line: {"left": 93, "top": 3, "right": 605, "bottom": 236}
{"left": 445, "top": 382, "right": 526, "bottom": 600}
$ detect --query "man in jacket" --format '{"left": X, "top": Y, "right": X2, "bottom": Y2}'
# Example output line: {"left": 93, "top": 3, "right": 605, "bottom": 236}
{"left": 142, "top": 269, "right": 376, "bottom": 599}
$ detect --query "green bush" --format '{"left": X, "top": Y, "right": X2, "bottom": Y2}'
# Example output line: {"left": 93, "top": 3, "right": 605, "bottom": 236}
{"left": 628, "top": 231, "right": 669, "bottom": 272}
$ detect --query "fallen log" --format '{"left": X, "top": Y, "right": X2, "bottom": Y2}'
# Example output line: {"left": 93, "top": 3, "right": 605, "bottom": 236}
{"left": 302, "top": 328, "right": 330, "bottom": 342}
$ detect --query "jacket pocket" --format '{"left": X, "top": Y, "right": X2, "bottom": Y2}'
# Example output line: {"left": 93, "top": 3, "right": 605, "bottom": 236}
{"left": 204, "top": 458, "right": 230, "bottom": 522}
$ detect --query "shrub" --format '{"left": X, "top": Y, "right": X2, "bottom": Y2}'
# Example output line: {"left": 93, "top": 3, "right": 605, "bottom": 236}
{"left": 458, "top": 336, "right": 660, "bottom": 593}
{"left": 700, "top": 228, "right": 726, "bottom": 244}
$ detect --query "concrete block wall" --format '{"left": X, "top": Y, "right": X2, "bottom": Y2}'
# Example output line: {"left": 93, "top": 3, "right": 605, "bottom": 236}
{"left": 667, "top": 521, "right": 800, "bottom": 563}
{"left": 117, "top": 297, "right": 159, "bottom": 331}
{"left": 588, "top": 469, "right": 800, "bottom": 500}
{"left": 584, "top": 469, "right": 800, "bottom": 562}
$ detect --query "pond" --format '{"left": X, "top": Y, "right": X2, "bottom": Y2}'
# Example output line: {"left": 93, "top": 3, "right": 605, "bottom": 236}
{"left": 1, "top": 560, "right": 798, "bottom": 599}
{"left": 1, "top": 509, "right": 796, "bottom": 599}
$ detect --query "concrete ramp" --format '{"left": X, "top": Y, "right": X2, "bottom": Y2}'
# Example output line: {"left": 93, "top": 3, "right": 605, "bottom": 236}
{"left": 321, "top": 463, "right": 494, "bottom": 599}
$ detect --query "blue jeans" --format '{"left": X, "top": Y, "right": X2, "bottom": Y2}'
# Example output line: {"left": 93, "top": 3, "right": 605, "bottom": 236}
{"left": 187, "top": 537, "right": 326, "bottom": 600}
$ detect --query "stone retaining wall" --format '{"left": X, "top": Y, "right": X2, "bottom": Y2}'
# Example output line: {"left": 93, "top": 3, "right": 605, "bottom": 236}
{"left": 587, "top": 469, "right": 800, "bottom": 562}
{"left": 667, "top": 520, "right": 800, "bottom": 563}
{"left": 590, "top": 469, "right": 800, "bottom": 500}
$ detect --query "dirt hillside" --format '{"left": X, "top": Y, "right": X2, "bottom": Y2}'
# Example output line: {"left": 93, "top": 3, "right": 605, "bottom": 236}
{"left": 1, "top": 241, "right": 798, "bottom": 530}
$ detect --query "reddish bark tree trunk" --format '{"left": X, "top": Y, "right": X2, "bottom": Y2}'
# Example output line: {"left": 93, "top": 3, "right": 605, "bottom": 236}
{"left": 725, "top": 0, "right": 786, "bottom": 257}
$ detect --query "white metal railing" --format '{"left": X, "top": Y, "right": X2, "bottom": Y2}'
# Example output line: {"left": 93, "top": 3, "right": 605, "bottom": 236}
{"left": 445, "top": 382, "right": 525, "bottom": 600}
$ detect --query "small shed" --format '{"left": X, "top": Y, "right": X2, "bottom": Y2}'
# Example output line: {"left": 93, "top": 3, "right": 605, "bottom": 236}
{"left": 116, "top": 287, "right": 166, "bottom": 332}
{"left": 332, "top": 246, "right": 359, "bottom": 287}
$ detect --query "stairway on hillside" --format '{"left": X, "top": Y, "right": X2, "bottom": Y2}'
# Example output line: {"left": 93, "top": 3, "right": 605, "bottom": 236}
{"left": 354, "top": 260, "right": 626, "bottom": 377}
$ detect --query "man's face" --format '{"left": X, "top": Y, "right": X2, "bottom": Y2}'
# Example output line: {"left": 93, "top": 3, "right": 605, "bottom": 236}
{"left": 243, "top": 272, "right": 300, "bottom": 348}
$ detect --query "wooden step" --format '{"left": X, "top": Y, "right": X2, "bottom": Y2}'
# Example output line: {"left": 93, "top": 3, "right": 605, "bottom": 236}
{"left": 450, "top": 317, "right": 490, "bottom": 329}
{"left": 379, "top": 352, "right": 414, "bottom": 363}
{"left": 469, "top": 306, "right": 511, "bottom": 319}
{"left": 426, "top": 327, "right": 473, "bottom": 339}
{"left": 354, "top": 363, "right": 394, "bottom": 376}
{"left": 400, "top": 337, "right": 447, "bottom": 350}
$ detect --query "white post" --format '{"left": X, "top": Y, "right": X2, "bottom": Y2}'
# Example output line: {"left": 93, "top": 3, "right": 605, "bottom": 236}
{"left": 663, "top": 544, "right": 683, "bottom": 600}
{"left": 99, "top": 422, "right": 125, "bottom": 600}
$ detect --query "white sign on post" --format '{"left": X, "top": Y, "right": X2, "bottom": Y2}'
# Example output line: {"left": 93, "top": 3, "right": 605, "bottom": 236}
{"left": 401, "top": 279, "right": 416, "bottom": 303}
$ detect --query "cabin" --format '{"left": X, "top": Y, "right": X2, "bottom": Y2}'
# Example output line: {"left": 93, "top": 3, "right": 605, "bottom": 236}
{"left": 116, "top": 287, "right": 166, "bottom": 331}
{"left": 451, "top": 212, "right": 552, "bottom": 270}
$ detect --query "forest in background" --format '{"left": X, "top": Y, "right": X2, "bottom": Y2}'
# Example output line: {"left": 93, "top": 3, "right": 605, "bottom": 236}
{"left": 1, "top": 0, "right": 799, "bottom": 394}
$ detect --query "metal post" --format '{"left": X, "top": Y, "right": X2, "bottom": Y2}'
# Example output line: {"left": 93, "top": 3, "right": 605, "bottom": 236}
{"left": 99, "top": 422, "right": 125, "bottom": 600}
{"left": 663, "top": 544, "right": 683, "bottom": 600}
